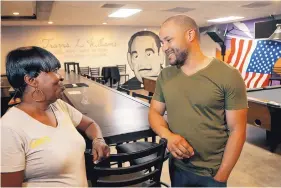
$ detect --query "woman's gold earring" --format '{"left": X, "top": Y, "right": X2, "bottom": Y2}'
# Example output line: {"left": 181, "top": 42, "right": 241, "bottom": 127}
{"left": 31, "top": 87, "right": 46, "bottom": 102}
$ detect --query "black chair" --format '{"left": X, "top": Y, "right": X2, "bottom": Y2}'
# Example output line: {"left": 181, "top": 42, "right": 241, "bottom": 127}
{"left": 269, "top": 66, "right": 281, "bottom": 85}
{"left": 115, "top": 92, "right": 158, "bottom": 166}
{"left": 90, "top": 67, "right": 105, "bottom": 84}
{"left": 117, "top": 65, "right": 129, "bottom": 84}
{"left": 132, "top": 92, "right": 152, "bottom": 103}
{"left": 117, "top": 86, "right": 130, "bottom": 95}
{"left": 87, "top": 138, "right": 168, "bottom": 187}
{"left": 79, "top": 66, "right": 90, "bottom": 78}
{"left": 64, "top": 62, "right": 80, "bottom": 74}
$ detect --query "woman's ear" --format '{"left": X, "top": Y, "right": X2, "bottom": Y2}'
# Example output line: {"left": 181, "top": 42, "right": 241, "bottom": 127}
{"left": 23, "top": 74, "right": 37, "bottom": 88}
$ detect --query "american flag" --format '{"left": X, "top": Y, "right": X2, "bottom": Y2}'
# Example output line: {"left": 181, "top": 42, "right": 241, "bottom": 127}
{"left": 226, "top": 38, "right": 281, "bottom": 88}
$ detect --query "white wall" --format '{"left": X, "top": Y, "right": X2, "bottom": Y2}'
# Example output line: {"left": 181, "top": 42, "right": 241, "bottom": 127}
{"left": 1, "top": 26, "right": 218, "bottom": 76}
{"left": 200, "top": 33, "right": 221, "bottom": 57}
{"left": 1, "top": 26, "right": 160, "bottom": 79}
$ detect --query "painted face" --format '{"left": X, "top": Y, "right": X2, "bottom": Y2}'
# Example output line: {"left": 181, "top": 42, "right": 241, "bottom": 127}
{"left": 36, "top": 69, "right": 65, "bottom": 103}
{"left": 128, "top": 36, "right": 164, "bottom": 82}
{"left": 159, "top": 22, "right": 189, "bottom": 67}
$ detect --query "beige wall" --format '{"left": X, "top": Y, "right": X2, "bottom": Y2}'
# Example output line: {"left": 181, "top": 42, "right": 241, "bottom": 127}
{"left": 1, "top": 26, "right": 217, "bottom": 76}
{"left": 200, "top": 33, "right": 221, "bottom": 58}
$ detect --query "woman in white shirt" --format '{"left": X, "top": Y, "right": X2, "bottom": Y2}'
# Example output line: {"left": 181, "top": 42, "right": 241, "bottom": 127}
{"left": 1, "top": 46, "right": 110, "bottom": 187}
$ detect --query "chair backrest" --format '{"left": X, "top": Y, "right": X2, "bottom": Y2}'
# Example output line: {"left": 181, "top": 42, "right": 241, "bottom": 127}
{"left": 117, "top": 86, "right": 130, "bottom": 95}
{"left": 132, "top": 92, "right": 152, "bottom": 103}
{"left": 64, "top": 62, "right": 80, "bottom": 74}
{"left": 117, "top": 64, "right": 127, "bottom": 74}
{"left": 89, "top": 138, "right": 167, "bottom": 187}
{"left": 90, "top": 67, "right": 100, "bottom": 77}
{"left": 79, "top": 66, "right": 90, "bottom": 76}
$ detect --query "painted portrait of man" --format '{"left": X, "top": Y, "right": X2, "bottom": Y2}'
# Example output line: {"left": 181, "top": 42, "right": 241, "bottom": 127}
{"left": 123, "top": 30, "right": 165, "bottom": 90}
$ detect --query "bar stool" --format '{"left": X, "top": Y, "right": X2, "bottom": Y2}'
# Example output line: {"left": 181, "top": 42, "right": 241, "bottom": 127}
{"left": 64, "top": 62, "right": 80, "bottom": 74}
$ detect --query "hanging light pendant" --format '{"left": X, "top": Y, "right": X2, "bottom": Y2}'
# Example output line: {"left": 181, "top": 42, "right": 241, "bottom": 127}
{"left": 269, "top": 24, "right": 281, "bottom": 41}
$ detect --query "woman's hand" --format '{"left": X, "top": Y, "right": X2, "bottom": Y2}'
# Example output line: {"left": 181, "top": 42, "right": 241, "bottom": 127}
{"left": 92, "top": 138, "right": 110, "bottom": 163}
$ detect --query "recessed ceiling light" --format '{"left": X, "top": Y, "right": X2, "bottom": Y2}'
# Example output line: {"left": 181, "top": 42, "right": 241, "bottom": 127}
{"left": 48, "top": 21, "right": 53, "bottom": 24}
{"left": 102, "top": 22, "right": 107, "bottom": 25}
{"left": 108, "top": 9, "right": 142, "bottom": 18}
{"left": 207, "top": 16, "right": 244, "bottom": 23}
{"left": 144, "top": 28, "right": 147, "bottom": 31}
{"left": 13, "top": 12, "right": 19, "bottom": 15}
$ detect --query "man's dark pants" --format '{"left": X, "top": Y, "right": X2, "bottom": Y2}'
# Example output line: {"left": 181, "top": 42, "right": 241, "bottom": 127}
{"left": 169, "top": 158, "right": 227, "bottom": 187}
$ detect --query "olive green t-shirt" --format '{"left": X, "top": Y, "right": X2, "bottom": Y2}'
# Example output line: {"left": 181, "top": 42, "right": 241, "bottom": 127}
{"left": 153, "top": 58, "right": 248, "bottom": 177}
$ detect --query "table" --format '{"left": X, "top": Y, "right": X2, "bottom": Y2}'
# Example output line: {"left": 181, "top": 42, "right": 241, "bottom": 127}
{"left": 62, "top": 72, "right": 155, "bottom": 145}
{"left": 247, "top": 85, "right": 281, "bottom": 152}
{"left": 143, "top": 77, "right": 157, "bottom": 96}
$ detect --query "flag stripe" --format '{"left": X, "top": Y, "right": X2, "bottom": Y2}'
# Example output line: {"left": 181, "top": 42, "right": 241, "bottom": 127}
{"left": 244, "top": 72, "right": 252, "bottom": 87}
{"left": 247, "top": 72, "right": 256, "bottom": 88}
{"left": 238, "top": 40, "right": 253, "bottom": 73}
{"left": 260, "top": 75, "right": 270, "bottom": 87}
{"left": 233, "top": 40, "right": 248, "bottom": 69}
{"left": 230, "top": 39, "right": 244, "bottom": 67}
{"left": 241, "top": 40, "right": 257, "bottom": 74}
{"left": 253, "top": 74, "right": 264, "bottom": 88}
{"left": 225, "top": 38, "right": 280, "bottom": 88}
{"left": 250, "top": 73, "right": 261, "bottom": 88}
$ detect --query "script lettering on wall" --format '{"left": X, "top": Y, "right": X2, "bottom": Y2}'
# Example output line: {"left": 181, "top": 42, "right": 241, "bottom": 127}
{"left": 39, "top": 38, "right": 117, "bottom": 57}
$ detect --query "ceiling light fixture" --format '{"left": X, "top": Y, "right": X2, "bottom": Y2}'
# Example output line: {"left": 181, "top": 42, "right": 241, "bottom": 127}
{"left": 13, "top": 12, "right": 19, "bottom": 15}
{"left": 48, "top": 21, "right": 53, "bottom": 24}
{"left": 108, "top": 8, "right": 142, "bottom": 18}
{"left": 102, "top": 22, "right": 107, "bottom": 25}
{"left": 207, "top": 16, "right": 244, "bottom": 23}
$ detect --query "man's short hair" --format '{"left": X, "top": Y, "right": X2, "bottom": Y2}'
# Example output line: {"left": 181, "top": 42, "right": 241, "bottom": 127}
{"left": 162, "top": 15, "right": 200, "bottom": 41}
{"left": 128, "top": 31, "right": 161, "bottom": 54}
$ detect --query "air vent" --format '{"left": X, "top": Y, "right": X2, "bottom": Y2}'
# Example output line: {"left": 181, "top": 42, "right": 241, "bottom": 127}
{"left": 101, "top": 4, "right": 125, "bottom": 9}
{"left": 241, "top": 2, "right": 271, "bottom": 8}
{"left": 164, "top": 7, "right": 195, "bottom": 13}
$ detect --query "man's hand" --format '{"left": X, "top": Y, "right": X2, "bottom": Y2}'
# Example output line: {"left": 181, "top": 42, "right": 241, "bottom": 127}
{"left": 213, "top": 174, "right": 227, "bottom": 183}
{"left": 166, "top": 133, "right": 194, "bottom": 159}
{"left": 92, "top": 139, "right": 110, "bottom": 163}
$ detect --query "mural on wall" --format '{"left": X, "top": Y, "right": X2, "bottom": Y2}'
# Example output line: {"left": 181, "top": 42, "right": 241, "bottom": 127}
{"left": 212, "top": 17, "right": 281, "bottom": 88}
{"left": 1, "top": 26, "right": 164, "bottom": 77}
{"left": 39, "top": 37, "right": 118, "bottom": 58}
{"left": 122, "top": 31, "right": 165, "bottom": 90}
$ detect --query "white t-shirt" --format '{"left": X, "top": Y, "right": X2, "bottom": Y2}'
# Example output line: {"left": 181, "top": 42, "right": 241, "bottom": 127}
{"left": 1, "top": 99, "right": 88, "bottom": 187}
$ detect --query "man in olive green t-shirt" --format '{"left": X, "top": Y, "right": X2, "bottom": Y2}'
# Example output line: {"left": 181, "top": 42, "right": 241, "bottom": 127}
{"left": 149, "top": 15, "right": 248, "bottom": 187}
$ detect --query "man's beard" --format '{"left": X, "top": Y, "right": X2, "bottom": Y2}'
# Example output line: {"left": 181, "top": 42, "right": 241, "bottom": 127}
{"left": 168, "top": 48, "right": 188, "bottom": 68}
{"left": 174, "top": 49, "right": 188, "bottom": 68}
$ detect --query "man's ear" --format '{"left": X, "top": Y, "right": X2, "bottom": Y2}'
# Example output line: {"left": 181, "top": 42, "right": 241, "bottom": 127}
{"left": 127, "top": 52, "right": 134, "bottom": 71}
{"left": 185, "top": 29, "right": 196, "bottom": 42}
{"left": 23, "top": 74, "right": 37, "bottom": 88}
